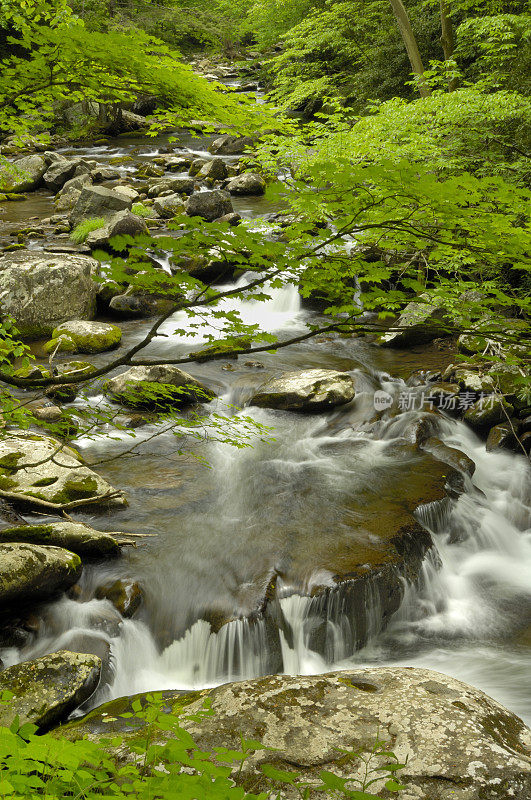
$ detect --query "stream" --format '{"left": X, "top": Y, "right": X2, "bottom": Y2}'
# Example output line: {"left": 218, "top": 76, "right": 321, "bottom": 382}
{"left": 1, "top": 101, "right": 530, "bottom": 725}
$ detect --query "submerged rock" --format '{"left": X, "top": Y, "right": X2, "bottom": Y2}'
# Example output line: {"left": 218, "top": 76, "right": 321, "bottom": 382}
{"left": 45, "top": 320, "right": 122, "bottom": 354}
{"left": 0, "top": 430, "right": 126, "bottom": 508}
{"left": 106, "top": 365, "right": 215, "bottom": 409}
{"left": 251, "top": 369, "right": 355, "bottom": 412}
{"left": 0, "top": 251, "right": 98, "bottom": 338}
{"left": 58, "top": 669, "right": 531, "bottom": 799}
{"left": 0, "top": 650, "right": 101, "bottom": 730}
{"left": 0, "top": 521, "right": 121, "bottom": 558}
{"left": 0, "top": 542, "right": 81, "bottom": 607}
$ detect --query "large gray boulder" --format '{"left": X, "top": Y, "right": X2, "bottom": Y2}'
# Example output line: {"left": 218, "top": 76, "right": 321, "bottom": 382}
{"left": 152, "top": 194, "right": 186, "bottom": 219}
{"left": 226, "top": 173, "right": 265, "bottom": 196}
{"left": 70, "top": 185, "right": 132, "bottom": 226}
{"left": 0, "top": 542, "right": 81, "bottom": 607}
{"left": 43, "top": 158, "right": 90, "bottom": 192}
{"left": 0, "top": 521, "right": 121, "bottom": 558}
{"left": 0, "top": 651, "right": 101, "bottom": 730}
{"left": 58, "top": 669, "right": 531, "bottom": 799}
{"left": 147, "top": 176, "right": 195, "bottom": 197}
{"left": 84, "top": 210, "right": 149, "bottom": 248}
{"left": 0, "top": 154, "right": 48, "bottom": 192}
{"left": 106, "top": 365, "right": 215, "bottom": 409}
{"left": 55, "top": 173, "right": 93, "bottom": 213}
{"left": 251, "top": 369, "right": 355, "bottom": 412}
{"left": 0, "top": 430, "right": 126, "bottom": 508}
{"left": 0, "top": 251, "right": 98, "bottom": 338}
{"left": 381, "top": 295, "right": 451, "bottom": 347}
{"left": 185, "top": 190, "right": 233, "bottom": 222}
{"left": 209, "top": 134, "right": 254, "bottom": 155}
{"left": 197, "top": 158, "right": 228, "bottom": 182}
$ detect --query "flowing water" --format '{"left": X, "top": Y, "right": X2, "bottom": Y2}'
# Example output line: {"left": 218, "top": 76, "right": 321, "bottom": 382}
{"left": 1, "top": 115, "right": 530, "bottom": 725}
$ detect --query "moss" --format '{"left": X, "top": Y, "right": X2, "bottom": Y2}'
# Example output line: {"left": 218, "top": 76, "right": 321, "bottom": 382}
{"left": 51, "top": 324, "right": 122, "bottom": 355}
{"left": 43, "top": 335, "right": 77, "bottom": 355}
{"left": 0, "top": 474, "right": 16, "bottom": 490}
{"left": 32, "top": 477, "right": 59, "bottom": 487}
{"left": 55, "top": 476, "right": 100, "bottom": 501}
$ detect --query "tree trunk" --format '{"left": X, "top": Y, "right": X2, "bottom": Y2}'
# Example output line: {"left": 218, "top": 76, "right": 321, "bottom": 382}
{"left": 440, "top": 0, "right": 458, "bottom": 90}
{"left": 388, "top": 0, "right": 431, "bottom": 97}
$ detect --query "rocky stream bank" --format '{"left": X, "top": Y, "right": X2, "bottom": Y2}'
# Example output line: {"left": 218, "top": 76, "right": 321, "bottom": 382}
{"left": 0, "top": 54, "right": 529, "bottom": 796}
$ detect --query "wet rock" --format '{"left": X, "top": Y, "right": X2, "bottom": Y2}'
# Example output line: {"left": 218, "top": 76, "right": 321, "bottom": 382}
{"left": 0, "top": 251, "right": 98, "bottom": 338}
{"left": 96, "top": 279, "right": 124, "bottom": 311}
{"left": 106, "top": 365, "right": 215, "bottom": 409}
{"left": 453, "top": 368, "right": 495, "bottom": 395}
{"left": 421, "top": 437, "right": 476, "bottom": 475}
{"left": 217, "top": 211, "right": 241, "bottom": 226}
{"left": 464, "top": 395, "right": 514, "bottom": 431}
{"left": 45, "top": 384, "right": 78, "bottom": 404}
{"left": 226, "top": 173, "right": 266, "bottom": 196}
{"left": 95, "top": 578, "right": 143, "bottom": 618}
{"left": 148, "top": 177, "right": 195, "bottom": 197}
{"left": 380, "top": 296, "right": 451, "bottom": 347}
{"left": 84, "top": 210, "right": 149, "bottom": 248}
{"left": 114, "top": 185, "right": 140, "bottom": 202}
{"left": 251, "top": 369, "right": 355, "bottom": 413}
{"left": 0, "top": 521, "right": 121, "bottom": 558}
{"left": 91, "top": 166, "right": 121, "bottom": 182}
{"left": 45, "top": 320, "right": 122, "bottom": 354}
{"left": 486, "top": 422, "right": 520, "bottom": 453}
{"left": 0, "top": 430, "right": 126, "bottom": 509}
{"left": 185, "top": 190, "right": 234, "bottom": 222}
{"left": 0, "top": 543, "right": 82, "bottom": 608}
{"left": 109, "top": 288, "right": 176, "bottom": 319}
{"left": 209, "top": 134, "right": 254, "bottom": 155}
{"left": 166, "top": 156, "right": 193, "bottom": 172}
{"left": 57, "top": 669, "right": 531, "bottom": 800}
{"left": 152, "top": 193, "right": 186, "bottom": 219}
{"left": 0, "top": 154, "right": 48, "bottom": 192}
{"left": 197, "top": 158, "right": 228, "bottom": 182}
{"left": 70, "top": 185, "right": 132, "bottom": 227}
{"left": 32, "top": 405, "right": 64, "bottom": 422}
{"left": 0, "top": 650, "right": 101, "bottom": 730}
{"left": 188, "top": 157, "right": 209, "bottom": 176}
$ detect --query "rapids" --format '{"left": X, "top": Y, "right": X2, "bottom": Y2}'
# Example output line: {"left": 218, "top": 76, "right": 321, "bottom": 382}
{"left": 1, "top": 116, "right": 529, "bottom": 725}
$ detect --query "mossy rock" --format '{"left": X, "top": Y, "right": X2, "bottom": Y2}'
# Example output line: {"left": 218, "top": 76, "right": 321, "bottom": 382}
{"left": 43, "top": 334, "right": 77, "bottom": 354}
{"left": 0, "top": 521, "right": 121, "bottom": 558}
{"left": 47, "top": 321, "right": 122, "bottom": 355}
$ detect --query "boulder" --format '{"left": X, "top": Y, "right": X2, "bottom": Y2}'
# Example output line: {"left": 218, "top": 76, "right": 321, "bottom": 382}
{"left": 70, "top": 185, "right": 132, "bottom": 227}
{"left": 92, "top": 166, "right": 121, "bottom": 183}
{"left": 109, "top": 289, "right": 176, "bottom": 319}
{"left": 380, "top": 296, "right": 451, "bottom": 347}
{"left": 152, "top": 194, "right": 186, "bottom": 219}
{"left": 113, "top": 185, "right": 140, "bottom": 202}
{"left": 45, "top": 320, "right": 122, "bottom": 354}
{"left": 55, "top": 173, "right": 93, "bottom": 213}
{"left": 166, "top": 156, "right": 193, "bottom": 172}
{"left": 464, "top": 395, "right": 514, "bottom": 430}
{"left": 84, "top": 210, "right": 148, "bottom": 248}
{"left": 185, "top": 190, "right": 234, "bottom": 221}
{"left": 0, "top": 430, "right": 126, "bottom": 508}
{"left": 58, "top": 669, "right": 531, "bottom": 800}
{"left": 43, "top": 158, "right": 88, "bottom": 192}
{"left": 226, "top": 173, "right": 266, "bottom": 196}
{"left": 209, "top": 134, "right": 254, "bottom": 155}
{"left": 147, "top": 177, "right": 195, "bottom": 198}
{"left": 197, "top": 158, "right": 228, "bottom": 182}
{"left": 0, "top": 650, "right": 101, "bottom": 730}
{"left": 251, "top": 369, "right": 355, "bottom": 412}
{"left": 106, "top": 365, "right": 215, "bottom": 409}
{"left": 0, "top": 154, "right": 47, "bottom": 192}
{"left": 0, "top": 521, "right": 121, "bottom": 558}
{"left": 486, "top": 421, "right": 520, "bottom": 452}
{"left": 0, "top": 251, "right": 98, "bottom": 338}
{"left": 95, "top": 579, "right": 143, "bottom": 617}
{"left": 188, "top": 157, "right": 209, "bottom": 176}
{"left": 421, "top": 436, "right": 476, "bottom": 475}
{"left": 0, "top": 543, "right": 81, "bottom": 607}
